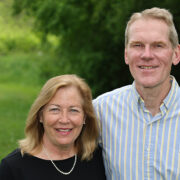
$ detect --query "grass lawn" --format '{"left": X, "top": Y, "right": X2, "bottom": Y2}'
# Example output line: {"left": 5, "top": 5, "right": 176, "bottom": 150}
{"left": 0, "top": 82, "right": 40, "bottom": 161}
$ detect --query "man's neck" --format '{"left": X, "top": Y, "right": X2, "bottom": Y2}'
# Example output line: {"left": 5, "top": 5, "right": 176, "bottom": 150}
{"left": 136, "top": 78, "right": 172, "bottom": 116}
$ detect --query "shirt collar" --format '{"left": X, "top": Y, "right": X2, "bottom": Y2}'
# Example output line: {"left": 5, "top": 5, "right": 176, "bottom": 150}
{"left": 131, "top": 76, "right": 179, "bottom": 110}
{"left": 163, "top": 76, "right": 179, "bottom": 110}
{"left": 132, "top": 81, "right": 141, "bottom": 106}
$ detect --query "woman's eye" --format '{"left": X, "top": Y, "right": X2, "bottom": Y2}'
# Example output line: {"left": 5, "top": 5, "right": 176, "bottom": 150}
{"left": 49, "top": 108, "right": 59, "bottom": 112}
{"left": 70, "top": 109, "right": 79, "bottom": 113}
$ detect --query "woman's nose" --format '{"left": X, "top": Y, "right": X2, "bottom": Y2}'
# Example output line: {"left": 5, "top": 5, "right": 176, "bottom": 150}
{"left": 58, "top": 111, "right": 69, "bottom": 123}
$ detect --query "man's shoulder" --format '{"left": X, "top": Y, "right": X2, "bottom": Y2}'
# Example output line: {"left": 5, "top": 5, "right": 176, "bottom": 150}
{"left": 94, "top": 85, "right": 132, "bottom": 101}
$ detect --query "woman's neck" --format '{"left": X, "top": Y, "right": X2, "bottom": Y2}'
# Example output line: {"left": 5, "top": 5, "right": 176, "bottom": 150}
{"left": 34, "top": 137, "right": 76, "bottom": 160}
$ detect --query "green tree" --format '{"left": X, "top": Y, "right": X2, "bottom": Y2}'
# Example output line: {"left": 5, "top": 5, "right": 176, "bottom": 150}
{"left": 13, "top": 0, "right": 180, "bottom": 97}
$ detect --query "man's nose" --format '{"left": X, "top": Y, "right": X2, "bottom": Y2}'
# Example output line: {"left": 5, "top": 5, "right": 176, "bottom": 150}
{"left": 141, "top": 46, "right": 153, "bottom": 60}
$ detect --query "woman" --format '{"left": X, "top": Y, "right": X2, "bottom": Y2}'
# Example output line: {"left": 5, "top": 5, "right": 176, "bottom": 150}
{"left": 0, "top": 74, "right": 106, "bottom": 180}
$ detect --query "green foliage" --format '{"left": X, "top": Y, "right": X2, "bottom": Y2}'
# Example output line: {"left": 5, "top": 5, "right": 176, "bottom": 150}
{"left": 13, "top": 0, "right": 180, "bottom": 97}
{"left": 0, "top": 51, "right": 66, "bottom": 86}
{"left": 0, "top": 33, "right": 40, "bottom": 53}
{"left": 0, "top": 0, "right": 39, "bottom": 53}
{"left": 0, "top": 53, "right": 40, "bottom": 85}
{"left": 0, "top": 0, "right": 59, "bottom": 54}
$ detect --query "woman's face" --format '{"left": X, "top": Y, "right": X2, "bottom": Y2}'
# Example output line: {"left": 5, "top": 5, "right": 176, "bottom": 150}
{"left": 41, "top": 86, "right": 85, "bottom": 150}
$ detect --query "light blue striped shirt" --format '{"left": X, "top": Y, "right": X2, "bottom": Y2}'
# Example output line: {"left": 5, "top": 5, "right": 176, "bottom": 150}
{"left": 93, "top": 76, "right": 180, "bottom": 180}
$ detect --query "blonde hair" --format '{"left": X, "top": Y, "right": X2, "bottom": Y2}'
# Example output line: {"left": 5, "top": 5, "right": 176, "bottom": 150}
{"left": 125, "top": 7, "right": 179, "bottom": 48}
{"left": 19, "top": 74, "right": 99, "bottom": 160}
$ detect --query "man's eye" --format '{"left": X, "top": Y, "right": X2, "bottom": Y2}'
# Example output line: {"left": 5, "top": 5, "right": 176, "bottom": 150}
{"left": 153, "top": 43, "right": 164, "bottom": 48}
{"left": 156, "top": 44, "right": 163, "bottom": 48}
{"left": 131, "top": 43, "right": 142, "bottom": 48}
{"left": 134, "top": 44, "right": 141, "bottom": 47}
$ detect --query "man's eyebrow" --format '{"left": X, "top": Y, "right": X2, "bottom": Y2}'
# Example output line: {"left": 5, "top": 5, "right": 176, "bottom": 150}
{"left": 129, "top": 41, "right": 142, "bottom": 44}
{"left": 152, "top": 41, "right": 166, "bottom": 44}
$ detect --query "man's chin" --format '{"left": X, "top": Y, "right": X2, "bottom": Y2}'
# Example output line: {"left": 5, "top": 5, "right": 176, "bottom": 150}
{"left": 136, "top": 80, "right": 159, "bottom": 89}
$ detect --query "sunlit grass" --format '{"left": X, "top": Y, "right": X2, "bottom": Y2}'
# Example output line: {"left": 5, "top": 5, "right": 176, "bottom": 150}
{"left": 0, "top": 83, "right": 40, "bottom": 160}
{"left": 0, "top": 52, "right": 43, "bottom": 161}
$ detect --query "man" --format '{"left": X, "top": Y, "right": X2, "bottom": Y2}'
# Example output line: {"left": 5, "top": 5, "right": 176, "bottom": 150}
{"left": 93, "top": 7, "right": 180, "bottom": 180}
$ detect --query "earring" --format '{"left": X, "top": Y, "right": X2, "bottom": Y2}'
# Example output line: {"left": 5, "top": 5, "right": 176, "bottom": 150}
{"left": 40, "top": 118, "right": 43, "bottom": 123}
{"left": 83, "top": 116, "right": 86, "bottom": 125}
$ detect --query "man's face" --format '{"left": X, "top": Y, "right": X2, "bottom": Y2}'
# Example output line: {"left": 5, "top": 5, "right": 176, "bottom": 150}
{"left": 125, "top": 18, "right": 179, "bottom": 90}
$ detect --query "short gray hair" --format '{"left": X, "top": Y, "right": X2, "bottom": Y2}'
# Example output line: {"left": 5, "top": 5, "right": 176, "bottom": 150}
{"left": 125, "top": 7, "right": 179, "bottom": 48}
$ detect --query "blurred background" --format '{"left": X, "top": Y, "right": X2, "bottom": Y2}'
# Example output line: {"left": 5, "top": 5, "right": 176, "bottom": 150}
{"left": 0, "top": 0, "right": 179, "bottom": 160}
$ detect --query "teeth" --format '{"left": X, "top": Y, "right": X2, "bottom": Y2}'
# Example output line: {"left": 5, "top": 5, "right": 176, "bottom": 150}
{"left": 57, "top": 129, "right": 71, "bottom": 132}
{"left": 140, "top": 66, "right": 154, "bottom": 69}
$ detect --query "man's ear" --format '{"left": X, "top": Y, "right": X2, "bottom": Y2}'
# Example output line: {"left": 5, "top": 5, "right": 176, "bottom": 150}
{"left": 172, "top": 45, "right": 180, "bottom": 65}
{"left": 124, "top": 49, "right": 129, "bottom": 65}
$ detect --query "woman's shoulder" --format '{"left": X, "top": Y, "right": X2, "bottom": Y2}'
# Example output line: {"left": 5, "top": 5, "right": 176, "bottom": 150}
{"left": 93, "top": 145, "right": 103, "bottom": 156}
{"left": 83, "top": 145, "right": 103, "bottom": 164}
{"left": 0, "top": 148, "right": 22, "bottom": 177}
{"left": 3, "top": 149, "right": 21, "bottom": 159}
{"left": 78, "top": 145, "right": 106, "bottom": 179}
{"left": 93, "top": 146, "right": 102, "bottom": 160}
{"left": 1, "top": 149, "right": 22, "bottom": 165}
